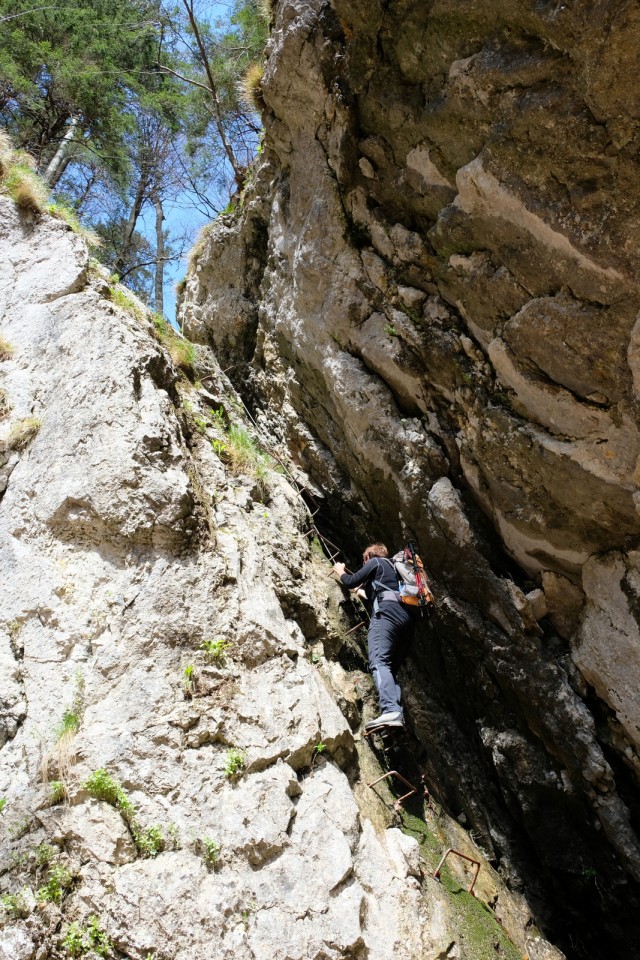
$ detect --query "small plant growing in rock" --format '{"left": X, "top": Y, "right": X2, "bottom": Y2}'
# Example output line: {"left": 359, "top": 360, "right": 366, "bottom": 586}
{"left": 47, "top": 202, "right": 101, "bottom": 246}
{"left": 134, "top": 824, "right": 164, "bottom": 858}
{"left": 62, "top": 916, "right": 112, "bottom": 958}
{"left": 213, "top": 423, "right": 271, "bottom": 499}
{"left": 0, "top": 335, "right": 14, "bottom": 361}
{"left": 1, "top": 889, "right": 32, "bottom": 919}
{"left": 384, "top": 323, "right": 399, "bottom": 337}
{"left": 183, "top": 663, "right": 196, "bottom": 697}
{"left": 42, "top": 677, "right": 85, "bottom": 785}
{"left": 223, "top": 748, "right": 246, "bottom": 779}
{"left": 49, "top": 780, "right": 65, "bottom": 804}
{"left": 35, "top": 843, "right": 55, "bottom": 867}
{"left": 315, "top": 741, "right": 327, "bottom": 754}
{"left": 7, "top": 850, "right": 27, "bottom": 871}
{"left": 83, "top": 769, "right": 164, "bottom": 859}
{"left": 202, "top": 637, "right": 231, "bottom": 663}
{"left": 152, "top": 311, "right": 196, "bottom": 375}
{"left": 201, "top": 836, "right": 220, "bottom": 868}
{"left": 3, "top": 162, "right": 48, "bottom": 214}
{"left": 84, "top": 768, "right": 135, "bottom": 822}
{"left": 56, "top": 708, "right": 80, "bottom": 739}
{"left": 7, "top": 416, "right": 41, "bottom": 451}
{"left": 193, "top": 414, "right": 209, "bottom": 435}
{"left": 8, "top": 815, "right": 32, "bottom": 839}
{"left": 108, "top": 283, "right": 144, "bottom": 321}
{"left": 37, "top": 862, "right": 73, "bottom": 904}
{"left": 0, "top": 797, "right": 6, "bottom": 814}
{"left": 210, "top": 406, "right": 227, "bottom": 428}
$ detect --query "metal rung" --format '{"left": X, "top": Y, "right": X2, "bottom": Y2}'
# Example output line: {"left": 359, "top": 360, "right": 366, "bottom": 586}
{"left": 367, "top": 770, "right": 417, "bottom": 810}
{"left": 433, "top": 848, "right": 481, "bottom": 896}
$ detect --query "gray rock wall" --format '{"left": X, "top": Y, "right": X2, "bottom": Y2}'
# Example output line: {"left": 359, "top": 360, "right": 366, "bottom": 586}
{"left": 179, "top": 1, "right": 640, "bottom": 956}
{"left": 0, "top": 198, "right": 550, "bottom": 960}
{"left": 0, "top": 198, "right": 426, "bottom": 960}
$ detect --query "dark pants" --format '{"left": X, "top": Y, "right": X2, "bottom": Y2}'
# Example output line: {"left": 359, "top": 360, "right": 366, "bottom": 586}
{"left": 367, "top": 601, "right": 413, "bottom": 714}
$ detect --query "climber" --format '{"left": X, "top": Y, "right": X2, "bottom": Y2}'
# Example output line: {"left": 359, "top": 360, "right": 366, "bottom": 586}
{"left": 333, "top": 543, "right": 413, "bottom": 731}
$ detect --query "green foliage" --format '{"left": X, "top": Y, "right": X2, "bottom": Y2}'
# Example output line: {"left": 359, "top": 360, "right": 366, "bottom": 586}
{"left": 315, "top": 742, "right": 327, "bottom": 754}
{"left": 49, "top": 780, "right": 65, "bottom": 804}
{"left": 219, "top": 199, "right": 237, "bottom": 217}
{"left": 108, "top": 283, "right": 144, "bottom": 321}
{"left": 152, "top": 312, "right": 196, "bottom": 376}
{"left": 56, "top": 709, "right": 80, "bottom": 740}
{"left": 213, "top": 423, "right": 271, "bottom": 498}
{"left": 47, "top": 202, "right": 101, "bottom": 246}
{"left": 35, "top": 843, "right": 56, "bottom": 867}
{"left": 210, "top": 406, "right": 227, "bottom": 428}
{"left": 1, "top": 889, "right": 32, "bottom": 919}
{"left": 384, "top": 323, "right": 399, "bottom": 337}
{"left": 84, "top": 768, "right": 134, "bottom": 822}
{"left": 62, "top": 916, "right": 113, "bottom": 958}
{"left": 201, "top": 836, "right": 220, "bottom": 868}
{"left": 133, "top": 824, "right": 164, "bottom": 858}
{"left": 223, "top": 748, "right": 246, "bottom": 779}
{"left": 193, "top": 415, "right": 209, "bottom": 435}
{"left": 37, "top": 862, "right": 73, "bottom": 904}
{"left": 84, "top": 768, "right": 165, "bottom": 858}
{"left": 202, "top": 638, "right": 232, "bottom": 663}
{"left": 183, "top": 663, "right": 196, "bottom": 697}
{"left": 401, "top": 811, "right": 522, "bottom": 960}
{"left": 0, "top": 0, "right": 164, "bottom": 179}
{"left": 0, "top": 797, "right": 6, "bottom": 814}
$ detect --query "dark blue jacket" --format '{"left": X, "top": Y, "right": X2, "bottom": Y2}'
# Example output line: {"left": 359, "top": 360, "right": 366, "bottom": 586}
{"left": 340, "top": 557, "right": 398, "bottom": 604}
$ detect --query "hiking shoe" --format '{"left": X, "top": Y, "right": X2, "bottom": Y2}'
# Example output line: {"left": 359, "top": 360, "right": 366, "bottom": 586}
{"left": 365, "top": 711, "right": 404, "bottom": 730}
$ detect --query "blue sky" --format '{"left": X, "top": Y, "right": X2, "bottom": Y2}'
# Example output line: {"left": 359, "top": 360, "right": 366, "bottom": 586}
{"left": 156, "top": 0, "right": 240, "bottom": 327}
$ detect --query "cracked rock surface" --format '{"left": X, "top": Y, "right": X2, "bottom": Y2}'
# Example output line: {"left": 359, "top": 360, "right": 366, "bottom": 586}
{"left": 0, "top": 196, "right": 538, "bottom": 960}
{"left": 179, "top": 1, "right": 640, "bottom": 956}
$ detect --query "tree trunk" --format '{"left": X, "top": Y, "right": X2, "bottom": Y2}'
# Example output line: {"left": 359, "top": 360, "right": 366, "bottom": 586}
{"left": 114, "top": 167, "right": 149, "bottom": 278}
{"left": 44, "top": 116, "right": 79, "bottom": 187}
{"left": 153, "top": 191, "right": 165, "bottom": 316}
{"left": 181, "top": 0, "right": 244, "bottom": 186}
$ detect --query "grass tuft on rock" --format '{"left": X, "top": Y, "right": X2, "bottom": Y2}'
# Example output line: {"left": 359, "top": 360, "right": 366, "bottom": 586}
{"left": 47, "top": 201, "right": 102, "bottom": 246}
{"left": 0, "top": 335, "right": 14, "bottom": 361}
{"left": 7, "top": 416, "right": 41, "bottom": 451}
{"left": 2, "top": 162, "right": 48, "bottom": 215}
{"left": 152, "top": 312, "right": 196, "bottom": 375}
{"left": 187, "top": 222, "right": 215, "bottom": 271}
{"left": 239, "top": 62, "right": 265, "bottom": 112}
{"left": 0, "top": 389, "right": 10, "bottom": 422}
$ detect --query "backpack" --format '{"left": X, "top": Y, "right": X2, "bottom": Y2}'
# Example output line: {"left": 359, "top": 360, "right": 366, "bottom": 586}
{"left": 391, "top": 542, "right": 436, "bottom": 614}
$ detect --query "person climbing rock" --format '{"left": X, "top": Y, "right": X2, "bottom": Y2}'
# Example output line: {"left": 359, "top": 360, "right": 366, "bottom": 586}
{"left": 333, "top": 543, "right": 414, "bottom": 731}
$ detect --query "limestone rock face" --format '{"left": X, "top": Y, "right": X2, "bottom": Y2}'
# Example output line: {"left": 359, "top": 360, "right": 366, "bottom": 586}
{"left": 179, "top": 1, "right": 640, "bottom": 956}
{"left": 1, "top": 198, "right": 545, "bottom": 960}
